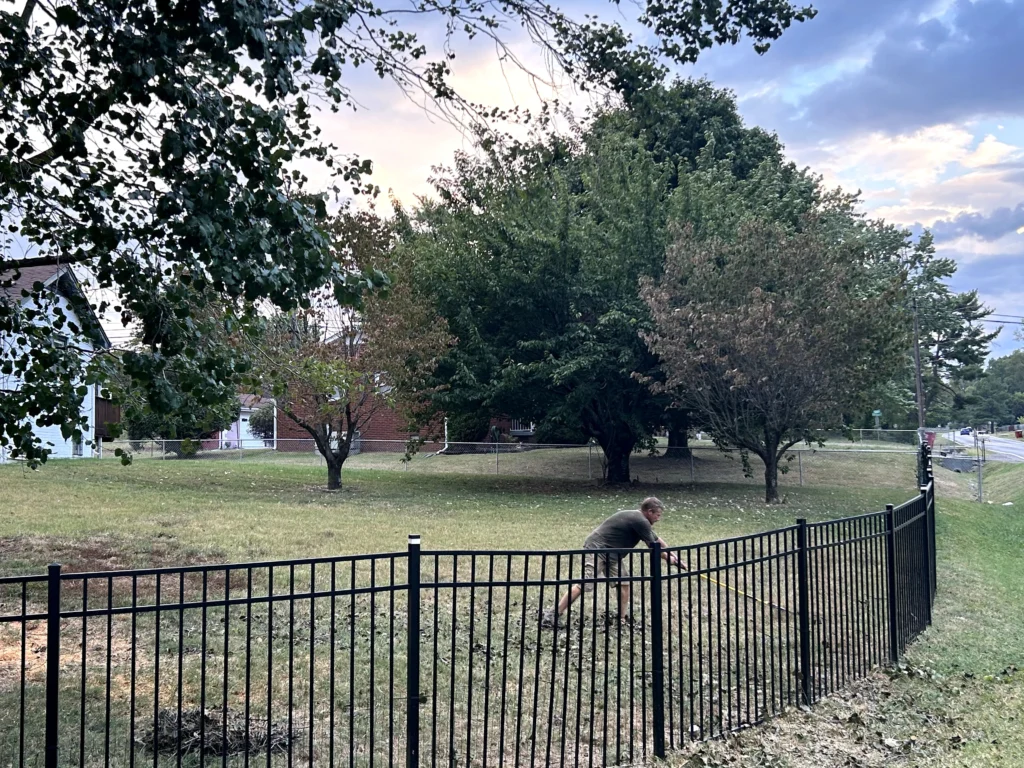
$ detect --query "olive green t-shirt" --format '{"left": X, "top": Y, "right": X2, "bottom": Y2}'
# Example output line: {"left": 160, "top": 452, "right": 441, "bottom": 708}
{"left": 583, "top": 510, "right": 658, "bottom": 557}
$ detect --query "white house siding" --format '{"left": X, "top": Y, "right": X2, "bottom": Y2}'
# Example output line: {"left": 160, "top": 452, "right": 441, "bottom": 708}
{"left": 1, "top": 290, "right": 98, "bottom": 459}
{"left": 221, "top": 407, "right": 273, "bottom": 449}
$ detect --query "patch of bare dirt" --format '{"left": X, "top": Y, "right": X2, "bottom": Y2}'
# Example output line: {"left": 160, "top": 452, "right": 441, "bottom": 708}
{"left": 0, "top": 533, "right": 225, "bottom": 576}
{"left": 0, "top": 621, "right": 47, "bottom": 687}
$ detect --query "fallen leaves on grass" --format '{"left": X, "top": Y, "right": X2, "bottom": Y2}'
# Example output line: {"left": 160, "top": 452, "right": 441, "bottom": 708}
{"left": 670, "top": 663, "right": 1022, "bottom": 767}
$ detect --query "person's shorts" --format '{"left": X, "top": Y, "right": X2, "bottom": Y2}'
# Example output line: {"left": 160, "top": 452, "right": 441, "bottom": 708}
{"left": 581, "top": 552, "right": 629, "bottom": 592}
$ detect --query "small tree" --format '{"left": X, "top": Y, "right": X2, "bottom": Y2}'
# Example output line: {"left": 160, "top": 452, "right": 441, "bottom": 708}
{"left": 258, "top": 288, "right": 449, "bottom": 489}
{"left": 248, "top": 404, "right": 276, "bottom": 443}
{"left": 254, "top": 207, "right": 451, "bottom": 489}
{"left": 643, "top": 219, "right": 909, "bottom": 503}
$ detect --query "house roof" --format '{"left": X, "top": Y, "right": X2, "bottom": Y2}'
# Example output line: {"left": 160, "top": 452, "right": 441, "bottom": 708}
{"left": 238, "top": 394, "right": 271, "bottom": 409}
{"left": 0, "top": 264, "right": 66, "bottom": 297}
{"left": 0, "top": 263, "right": 111, "bottom": 349}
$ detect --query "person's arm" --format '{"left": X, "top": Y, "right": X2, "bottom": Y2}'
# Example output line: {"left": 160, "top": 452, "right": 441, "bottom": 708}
{"left": 655, "top": 536, "right": 687, "bottom": 571}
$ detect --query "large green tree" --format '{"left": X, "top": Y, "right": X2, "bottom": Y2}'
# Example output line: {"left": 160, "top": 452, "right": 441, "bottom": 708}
{"left": 962, "top": 350, "right": 1024, "bottom": 426}
{"left": 403, "top": 126, "right": 674, "bottom": 482}
{"left": 595, "top": 78, "right": 817, "bottom": 454}
{"left": 402, "top": 80, "right": 834, "bottom": 482}
{"left": 0, "top": 0, "right": 814, "bottom": 465}
{"left": 907, "top": 235, "right": 999, "bottom": 423}
{"left": 644, "top": 219, "right": 909, "bottom": 503}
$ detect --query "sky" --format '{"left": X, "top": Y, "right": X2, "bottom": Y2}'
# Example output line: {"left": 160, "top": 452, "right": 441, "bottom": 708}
{"left": 311, "top": 0, "right": 1024, "bottom": 360}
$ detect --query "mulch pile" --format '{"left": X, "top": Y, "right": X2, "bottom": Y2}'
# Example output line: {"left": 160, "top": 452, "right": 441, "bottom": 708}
{"left": 139, "top": 708, "right": 298, "bottom": 757}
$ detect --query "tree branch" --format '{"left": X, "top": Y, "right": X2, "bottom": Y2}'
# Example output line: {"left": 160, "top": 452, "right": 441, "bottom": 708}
{"left": 2, "top": 251, "right": 99, "bottom": 273}
{"left": 1, "top": 82, "right": 122, "bottom": 184}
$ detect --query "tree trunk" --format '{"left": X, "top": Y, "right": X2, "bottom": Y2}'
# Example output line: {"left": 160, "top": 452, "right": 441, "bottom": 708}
{"left": 662, "top": 410, "right": 691, "bottom": 458}
{"left": 605, "top": 447, "right": 631, "bottom": 483}
{"left": 599, "top": 432, "right": 636, "bottom": 484}
{"left": 762, "top": 442, "right": 781, "bottom": 504}
{"left": 326, "top": 457, "right": 343, "bottom": 490}
{"left": 664, "top": 428, "right": 690, "bottom": 459}
{"left": 763, "top": 458, "right": 780, "bottom": 503}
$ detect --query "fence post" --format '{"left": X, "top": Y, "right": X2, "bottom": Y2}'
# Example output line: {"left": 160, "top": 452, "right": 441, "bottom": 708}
{"left": 649, "top": 542, "right": 666, "bottom": 759}
{"left": 45, "top": 563, "right": 61, "bottom": 768}
{"left": 406, "top": 535, "right": 422, "bottom": 768}
{"left": 919, "top": 486, "right": 933, "bottom": 626}
{"left": 927, "top": 483, "right": 936, "bottom": 602}
{"left": 795, "top": 519, "right": 812, "bottom": 705}
{"left": 884, "top": 504, "right": 899, "bottom": 663}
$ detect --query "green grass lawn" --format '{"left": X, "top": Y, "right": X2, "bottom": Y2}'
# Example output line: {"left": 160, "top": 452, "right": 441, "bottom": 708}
{"left": 0, "top": 451, "right": 1019, "bottom": 767}
{"left": 0, "top": 452, "right": 917, "bottom": 576}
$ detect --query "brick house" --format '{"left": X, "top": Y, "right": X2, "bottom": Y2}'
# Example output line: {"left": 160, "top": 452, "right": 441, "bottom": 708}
{"left": 271, "top": 396, "right": 433, "bottom": 452}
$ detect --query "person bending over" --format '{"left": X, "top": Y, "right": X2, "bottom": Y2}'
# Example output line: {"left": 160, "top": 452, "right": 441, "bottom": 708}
{"left": 541, "top": 496, "right": 684, "bottom": 627}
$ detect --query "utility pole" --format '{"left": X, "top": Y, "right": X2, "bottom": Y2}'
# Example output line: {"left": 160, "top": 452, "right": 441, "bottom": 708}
{"left": 912, "top": 297, "right": 927, "bottom": 443}
{"left": 975, "top": 431, "right": 984, "bottom": 503}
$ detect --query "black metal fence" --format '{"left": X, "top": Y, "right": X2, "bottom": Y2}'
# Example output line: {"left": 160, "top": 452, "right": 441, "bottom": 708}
{"left": 1, "top": 453, "right": 937, "bottom": 768}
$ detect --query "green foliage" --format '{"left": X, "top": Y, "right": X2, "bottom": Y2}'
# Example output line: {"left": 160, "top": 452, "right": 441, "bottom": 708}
{"left": 117, "top": 381, "right": 239, "bottom": 451}
{"left": 0, "top": 0, "right": 815, "bottom": 465}
{"left": 444, "top": 413, "right": 493, "bottom": 443}
{"left": 403, "top": 80, "right": 835, "bottom": 482}
{"left": 253, "top": 206, "right": 451, "bottom": 489}
{"left": 403, "top": 121, "right": 675, "bottom": 482}
{"left": 607, "top": 77, "right": 790, "bottom": 183}
{"left": 248, "top": 404, "right": 276, "bottom": 442}
{"left": 959, "top": 350, "right": 1024, "bottom": 425}
{"left": 644, "top": 218, "right": 910, "bottom": 502}
{"left": 909, "top": 235, "right": 1000, "bottom": 417}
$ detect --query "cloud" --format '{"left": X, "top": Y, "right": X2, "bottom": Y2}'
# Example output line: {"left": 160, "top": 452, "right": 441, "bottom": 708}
{"left": 790, "top": 0, "right": 1024, "bottom": 138}
{"left": 960, "top": 135, "right": 1021, "bottom": 168}
{"left": 931, "top": 203, "right": 1024, "bottom": 242}
{"left": 687, "top": 0, "right": 935, "bottom": 89}
{"left": 798, "top": 125, "right": 977, "bottom": 189}
{"left": 302, "top": 31, "right": 582, "bottom": 207}
{"left": 946, "top": 250, "right": 1024, "bottom": 355}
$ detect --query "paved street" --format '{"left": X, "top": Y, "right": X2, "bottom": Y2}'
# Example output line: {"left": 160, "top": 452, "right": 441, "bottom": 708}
{"left": 943, "top": 431, "right": 1024, "bottom": 462}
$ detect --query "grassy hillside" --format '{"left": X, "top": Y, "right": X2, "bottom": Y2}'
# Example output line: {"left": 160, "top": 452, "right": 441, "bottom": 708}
{"left": 673, "top": 462, "right": 1024, "bottom": 767}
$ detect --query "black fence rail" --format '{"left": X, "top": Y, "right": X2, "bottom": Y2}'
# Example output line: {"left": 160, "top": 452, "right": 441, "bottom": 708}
{"left": 1, "top": 454, "right": 937, "bottom": 768}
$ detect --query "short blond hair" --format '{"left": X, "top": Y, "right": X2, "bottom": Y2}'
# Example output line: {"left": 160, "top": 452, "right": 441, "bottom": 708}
{"left": 640, "top": 497, "right": 664, "bottom": 513}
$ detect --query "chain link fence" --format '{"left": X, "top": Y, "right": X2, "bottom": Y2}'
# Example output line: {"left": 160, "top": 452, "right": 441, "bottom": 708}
{"left": 96, "top": 437, "right": 919, "bottom": 490}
